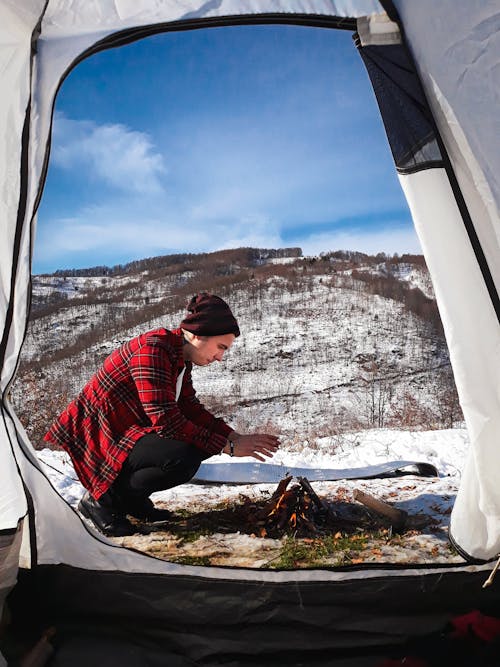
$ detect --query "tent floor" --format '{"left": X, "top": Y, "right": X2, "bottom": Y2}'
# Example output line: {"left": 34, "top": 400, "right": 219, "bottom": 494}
{"left": 4, "top": 563, "right": 500, "bottom": 666}
{"left": 46, "top": 637, "right": 387, "bottom": 666}
{"left": 4, "top": 629, "right": 396, "bottom": 667}
{"left": 6, "top": 627, "right": 500, "bottom": 666}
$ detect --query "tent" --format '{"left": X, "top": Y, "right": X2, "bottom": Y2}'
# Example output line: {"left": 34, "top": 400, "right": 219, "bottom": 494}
{"left": 1, "top": 1, "right": 499, "bottom": 664}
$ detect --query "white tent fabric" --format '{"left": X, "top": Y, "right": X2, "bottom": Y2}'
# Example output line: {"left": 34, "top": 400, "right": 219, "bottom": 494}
{"left": 0, "top": 2, "right": 44, "bottom": 529}
{"left": 398, "top": 166, "right": 500, "bottom": 560}
{"left": 393, "top": 1, "right": 500, "bottom": 217}
{"left": 391, "top": 0, "right": 500, "bottom": 560}
{"left": 0, "top": 0, "right": 499, "bottom": 603}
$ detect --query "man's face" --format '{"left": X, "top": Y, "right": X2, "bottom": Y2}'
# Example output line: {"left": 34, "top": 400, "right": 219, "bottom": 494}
{"left": 186, "top": 333, "right": 236, "bottom": 366}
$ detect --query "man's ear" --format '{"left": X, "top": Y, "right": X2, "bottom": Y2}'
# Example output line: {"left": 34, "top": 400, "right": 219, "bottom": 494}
{"left": 188, "top": 332, "right": 204, "bottom": 347}
{"left": 182, "top": 329, "right": 195, "bottom": 343}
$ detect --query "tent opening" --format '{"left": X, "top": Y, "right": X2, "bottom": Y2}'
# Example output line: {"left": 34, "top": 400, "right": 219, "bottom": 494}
{"left": 12, "top": 22, "right": 465, "bottom": 571}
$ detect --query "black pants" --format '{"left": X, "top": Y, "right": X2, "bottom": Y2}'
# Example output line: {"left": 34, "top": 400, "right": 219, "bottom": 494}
{"left": 112, "top": 434, "right": 210, "bottom": 501}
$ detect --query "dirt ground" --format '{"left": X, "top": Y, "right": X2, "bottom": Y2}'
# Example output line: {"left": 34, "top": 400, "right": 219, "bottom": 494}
{"left": 111, "top": 480, "right": 464, "bottom": 569}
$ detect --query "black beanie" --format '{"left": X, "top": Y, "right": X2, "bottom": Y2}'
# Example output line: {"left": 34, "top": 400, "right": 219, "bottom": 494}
{"left": 180, "top": 293, "right": 240, "bottom": 337}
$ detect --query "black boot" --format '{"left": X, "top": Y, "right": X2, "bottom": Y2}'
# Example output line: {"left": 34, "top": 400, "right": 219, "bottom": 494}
{"left": 123, "top": 495, "right": 172, "bottom": 523}
{"left": 78, "top": 490, "right": 135, "bottom": 537}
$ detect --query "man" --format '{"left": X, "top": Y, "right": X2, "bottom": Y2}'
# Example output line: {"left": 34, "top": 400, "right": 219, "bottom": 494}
{"left": 44, "top": 293, "right": 279, "bottom": 536}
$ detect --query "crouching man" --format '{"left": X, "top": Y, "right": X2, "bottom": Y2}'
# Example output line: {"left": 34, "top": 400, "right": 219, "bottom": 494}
{"left": 44, "top": 293, "right": 280, "bottom": 536}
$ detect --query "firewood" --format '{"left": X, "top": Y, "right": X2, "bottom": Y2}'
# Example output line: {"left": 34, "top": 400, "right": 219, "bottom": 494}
{"left": 298, "top": 477, "right": 327, "bottom": 512}
{"left": 271, "top": 475, "right": 293, "bottom": 500}
{"left": 275, "top": 487, "right": 300, "bottom": 529}
{"left": 296, "top": 512, "right": 319, "bottom": 535}
{"left": 353, "top": 489, "right": 407, "bottom": 530}
{"left": 258, "top": 476, "right": 336, "bottom": 537}
{"left": 255, "top": 476, "right": 293, "bottom": 521}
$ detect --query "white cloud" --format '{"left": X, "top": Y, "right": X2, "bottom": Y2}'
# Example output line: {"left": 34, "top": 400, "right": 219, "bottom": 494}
{"left": 216, "top": 214, "right": 284, "bottom": 250}
{"left": 51, "top": 113, "right": 166, "bottom": 194}
{"left": 35, "top": 203, "right": 285, "bottom": 266}
{"left": 298, "top": 225, "right": 422, "bottom": 257}
{"left": 34, "top": 197, "right": 422, "bottom": 274}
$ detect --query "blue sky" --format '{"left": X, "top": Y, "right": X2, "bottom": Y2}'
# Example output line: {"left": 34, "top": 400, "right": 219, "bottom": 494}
{"left": 34, "top": 24, "right": 421, "bottom": 274}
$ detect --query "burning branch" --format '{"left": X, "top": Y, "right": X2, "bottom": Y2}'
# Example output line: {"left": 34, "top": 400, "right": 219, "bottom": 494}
{"left": 255, "top": 476, "right": 329, "bottom": 537}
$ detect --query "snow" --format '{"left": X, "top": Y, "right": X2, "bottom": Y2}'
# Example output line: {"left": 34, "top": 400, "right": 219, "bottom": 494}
{"left": 383, "top": 262, "right": 435, "bottom": 299}
{"left": 265, "top": 257, "right": 298, "bottom": 265}
{"left": 36, "top": 427, "right": 469, "bottom": 566}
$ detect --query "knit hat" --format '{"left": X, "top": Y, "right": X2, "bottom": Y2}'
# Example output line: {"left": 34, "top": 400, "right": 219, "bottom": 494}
{"left": 180, "top": 293, "right": 240, "bottom": 338}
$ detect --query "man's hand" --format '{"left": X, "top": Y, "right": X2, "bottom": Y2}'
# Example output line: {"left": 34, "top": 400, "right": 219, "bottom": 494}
{"left": 223, "top": 432, "right": 280, "bottom": 462}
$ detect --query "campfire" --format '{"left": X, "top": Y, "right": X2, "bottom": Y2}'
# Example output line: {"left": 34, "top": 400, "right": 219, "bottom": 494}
{"left": 252, "top": 476, "right": 331, "bottom": 538}
{"left": 249, "top": 476, "right": 408, "bottom": 538}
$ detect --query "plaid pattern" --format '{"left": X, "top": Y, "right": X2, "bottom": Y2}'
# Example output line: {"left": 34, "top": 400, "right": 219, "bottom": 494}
{"left": 44, "top": 328, "right": 231, "bottom": 499}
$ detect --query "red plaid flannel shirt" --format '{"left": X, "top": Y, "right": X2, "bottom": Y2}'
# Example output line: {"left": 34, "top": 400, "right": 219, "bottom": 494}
{"left": 44, "top": 328, "right": 231, "bottom": 498}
